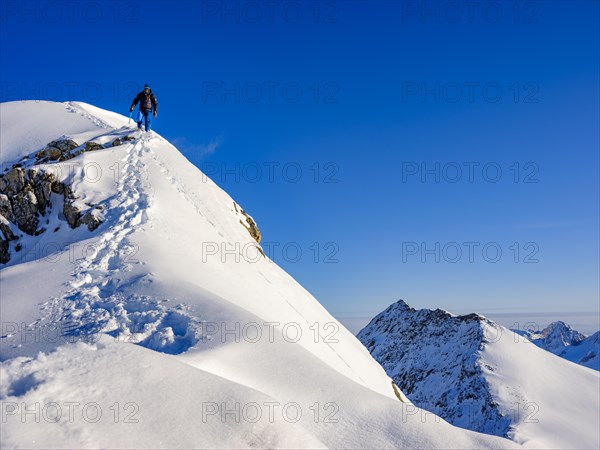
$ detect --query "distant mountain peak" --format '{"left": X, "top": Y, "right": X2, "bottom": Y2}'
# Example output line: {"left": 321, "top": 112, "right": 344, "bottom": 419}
{"left": 359, "top": 300, "right": 511, "bottom": 437}
{"left": 519, "top": 320, "right": 588, "bottom": 354}
{"left": 540, "top": 320, "right": 585, "bottom": 340}
{"left": 391, "top": 298, "right": 414, "bottom": 311}
{"left": 358, "top": 299, "right": 600, "bottom": 448}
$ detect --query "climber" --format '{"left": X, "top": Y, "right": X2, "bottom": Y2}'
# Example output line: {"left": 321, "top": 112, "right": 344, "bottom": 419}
{"left": 130, "top": 84, "right": 158, "bottom": 132}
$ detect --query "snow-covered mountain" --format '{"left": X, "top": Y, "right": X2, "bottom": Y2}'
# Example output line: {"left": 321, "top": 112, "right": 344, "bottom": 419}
{"left": 0, "top": 101, "right": 524, "bottom": 449}
{"left": 513, "top": 322, "right": 599, "bottom": 371}
{"left": 357, "top": 299, "right": 600, "bottom": 449}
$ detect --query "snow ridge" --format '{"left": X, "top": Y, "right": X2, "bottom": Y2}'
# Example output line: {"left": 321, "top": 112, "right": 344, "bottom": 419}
{"left": 0, "top": 101, "right": 533, "bottom": 449}
{"left": 36, "top": 128, "right": 202, "bottom": 354}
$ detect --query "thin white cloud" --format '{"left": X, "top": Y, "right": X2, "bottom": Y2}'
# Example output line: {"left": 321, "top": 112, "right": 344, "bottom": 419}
{"left": 171, "top": 136, "right": 222, "bottom": 158}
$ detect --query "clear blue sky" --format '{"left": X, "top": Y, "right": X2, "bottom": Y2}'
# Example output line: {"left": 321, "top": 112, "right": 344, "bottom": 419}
{"left": 2, "top": 1, "right": 598, "bottom": 333}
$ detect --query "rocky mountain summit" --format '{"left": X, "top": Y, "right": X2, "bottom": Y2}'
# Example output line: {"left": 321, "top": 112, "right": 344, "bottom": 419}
{"left": 357, "top": 300, "right": 512, "bottom": 437}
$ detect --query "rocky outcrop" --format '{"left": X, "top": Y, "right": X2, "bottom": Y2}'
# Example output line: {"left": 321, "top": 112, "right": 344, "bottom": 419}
{"left": 233, "top": 202, "right": 262, "bottom": 244}
{"left": 29, "top": 169, "right": 56, "bottom": 215}
{"left": 21, "top": 135, "right": 136, "bottom": 167}
{"left": 63, "top": 200, "right": 102, "bottom": 231}
{"left": 11, "top": 189, "right": 39, "bottom": 234}
{"left": 35, "top": 139, "right": 79, "bottom": 162}
{"left": 0, "top": 194, "right": 13, "bottom": 220}
{"left": 63, "top": 200, "right": 82, "bottom": 228}
{"left": 0, "top": 134, "right": 119, "bottom": 264}
{"left": 240, "top": 213, "right": 262, "bottom": 244}
{"left": 0, "top": 217, "right": 14, "bottom": 264}
{"left": 0, "top": 239, "right": 9, "bottom": 264}
{"left": 80, "top": 208, "right": 103, "bottom": 231}
{"left": 0, "top": 166, "right": 26, "bottom": 195}
{"left": 85, "top": 141, "right": 103, "bottom": 152}
{"left": 0, "top": 220, "right": 16, "bottom": 242}
{"left": 110, "top": 134, "right": 136, "bottom": 148}
{"left": 0, "top": 211, "right": 14, "bottom": 259}
{"left": 0, "top": 167, "right": 67, "bottom": 233}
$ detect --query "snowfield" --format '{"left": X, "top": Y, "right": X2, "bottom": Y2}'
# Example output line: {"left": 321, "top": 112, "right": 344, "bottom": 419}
{"left": 0, "top": 101, "right": 524, "bottom": 449}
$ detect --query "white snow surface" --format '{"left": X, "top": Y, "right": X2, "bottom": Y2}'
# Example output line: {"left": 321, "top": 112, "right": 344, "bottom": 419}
{"left": 0, "top": 101, "right": 519, "bottom": 449}
{"left": 482, "top": 325, "right": 599, "bottom": 449}
{"left": 558, "top": 331, "right": 599, "bottom": 370}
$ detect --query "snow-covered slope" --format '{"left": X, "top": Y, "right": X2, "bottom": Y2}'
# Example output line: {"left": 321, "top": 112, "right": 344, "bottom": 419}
{"left": 514, "top": 322, "right": 599, "bottom": 371}
{"left": 357, "top": 300, "right": 600, "bottom": 449}
{"left": 558, "top": 331, "right": 599, "bottom": 370}
{"left": 0, "top": 101, "right": 520, "bottom": 449}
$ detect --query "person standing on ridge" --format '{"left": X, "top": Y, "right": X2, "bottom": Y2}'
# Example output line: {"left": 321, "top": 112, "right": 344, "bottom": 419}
{"left": 130, "top": 84, "right": 158, "bottom": 132}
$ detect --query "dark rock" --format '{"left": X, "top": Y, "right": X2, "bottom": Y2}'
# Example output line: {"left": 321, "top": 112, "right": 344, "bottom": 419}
{"left": 0, "top": 136, "right": 114, "bottom": 256}
{"left": 63, "top": 201, "right": 81, "bottom": 228}
{"left": 11, "top": 189, "right": 39, "bottom": 235}
{"left": 85, "top": 141, "right": 103, "bottom": 152}
{"left": 111, "top": 138, "right": 122, "bottom": 147}
{"left": 35, "top": 139, "right": 79, "bottom": 162}
{"left": 30, "top": 170, "right": 56, "bottom": 215}
{"left": 51, "top": 180, "right": 65, "bottom": 194}
{"left": 37, "top": 146, "right": 61, "bottom": 161}
{"left": 80, "top": 210, "right": 102, "bottom": 231}
{"left": 52, "top": 139, "right": 79, "bottom": 152}
{"left": 63, "top": 186, "right": 76, "bottom": 200}
{"left": 0, "top": 239, "right": 9, "bottom": 264}
{"left": 0, "top": 193, "right": 13, "bottom": 221}
{"left": 240, "top": 210, "right": 262, "bottom": 244}
{"left": 0, "top": 221, "right": 16, "bottom": 241}
{"left": 0, "top": 168, "right": 26, "bottom": 196}
{"left": 0, "top": 167, "right": 61, "bottom": 234}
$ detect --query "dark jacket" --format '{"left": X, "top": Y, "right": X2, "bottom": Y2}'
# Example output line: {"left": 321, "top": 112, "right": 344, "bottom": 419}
{"left": 131, "top": 90, "right": 158, "bottom": 113}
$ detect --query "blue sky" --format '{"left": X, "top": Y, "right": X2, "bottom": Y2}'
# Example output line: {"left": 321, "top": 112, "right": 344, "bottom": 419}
{"left": 1, "top": 0, "right": 599, "bottom": 333}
